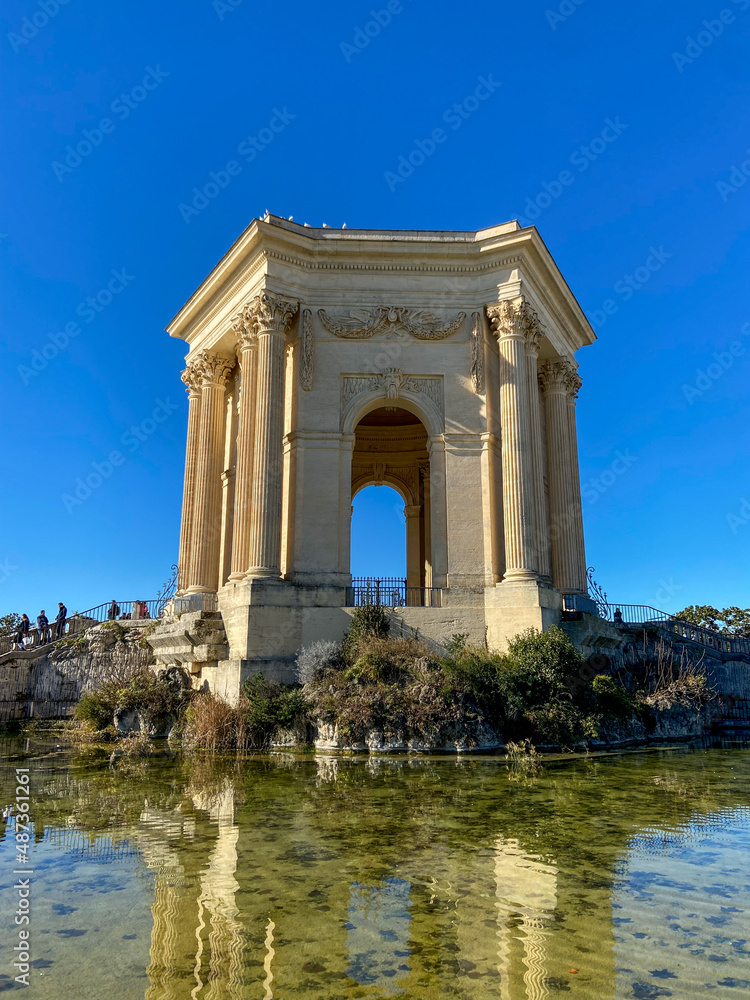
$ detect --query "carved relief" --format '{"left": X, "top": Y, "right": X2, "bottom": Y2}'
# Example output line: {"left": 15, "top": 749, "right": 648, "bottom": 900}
{"left": 470, "top": 311, "right": 484, "bottom": 394}
{"left": 300, "top": 308, "right": 314, "bottom": 391}
{"left": 318, "top": 306, "right": 465, "bottom": 340}
{"left": 342, "top": 370, "right": 444, "bottom": 417}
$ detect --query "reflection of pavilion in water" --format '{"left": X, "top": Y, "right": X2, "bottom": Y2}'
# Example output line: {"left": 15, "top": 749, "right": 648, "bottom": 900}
{"left": 124, "top": 767, "right": 611, "bottom": 1000}
{"left": 32, "top": 760, "right": 750, "bottom": 1000}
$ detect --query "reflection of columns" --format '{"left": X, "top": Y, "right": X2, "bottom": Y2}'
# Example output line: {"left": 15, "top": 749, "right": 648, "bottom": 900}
{"left": 188, "top": 352, "right": 234, "bottom": 594}
{"left": 404, "top": 505, "right": 422, "bottom": 603}
{"left": 247, "top": 293, "right": 298, "bottom": 579}
{"left": 427, "top": 438, "right": 448, "bottom": 588}
{"left": 494, "top": 838, "right": 558, "bottom": 1000}
{"left": 177, "top": 363, "right": 202, "bottom": 594}
{"left": 487, "top": 299, "right": 538, "bottom": 580}
{"left": 229, "top": 321, "right": 258, "bottom": 580}
{"left": 525, "top": 317, "right": 551, "bottom": 579}
{"left": 539, "top": 359, "right": 587, "bottom": 594}
{"left": 191, "top": 783, "right": 244, "bottom": 1000}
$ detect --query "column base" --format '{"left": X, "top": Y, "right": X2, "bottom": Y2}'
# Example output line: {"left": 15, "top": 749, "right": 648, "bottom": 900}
{"left": 485, "top": 578, "right": 562, "bottom": 651}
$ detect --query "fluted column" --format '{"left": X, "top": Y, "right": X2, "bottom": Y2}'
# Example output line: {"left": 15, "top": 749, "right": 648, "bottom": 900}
{"left": 177, "top": 363, "right": 202, "bottom": 594}
{"left": 247, "top": 292, "right": 298, "bottom": 578}
{"left": 187, "top": 352, "right": 234, "bottom": 593}
{"left": 427, "top": 438, "right": 448, "bottom": 589}
{"left": 404, "top": 505, "right": 422, "bottom": 604}
{"left": 229, "top": 319, "right": 258, "bottom": 581}
{"left": 539, "top": 358, "right": 586, "bottom": 594}
{"left": 524, "top": 314, "right": 552, "bottom": 579}
{"left": 565, "top": 371, "right": 588, "bottom": 592}
{"left": 486, "top": 298, "right": 538, "bottom": 581}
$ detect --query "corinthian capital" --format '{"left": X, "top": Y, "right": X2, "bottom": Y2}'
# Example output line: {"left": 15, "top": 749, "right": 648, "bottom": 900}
{"left": 245, "top": 291, "right": 299, "bottom": 336}
{"left": 486, "top": 296, "right": 544, "bottom": 350}
{"left": 538, "top": 357, "right": 579, "bottom": 394}
{"left": 181, "top": 362, "right": 203, "bottom": 396}
{"left": 230, "top": 310, "right": 256, "bottom": 352}
{"left": 195, "top": 350, "right": 234, "bottom": 388}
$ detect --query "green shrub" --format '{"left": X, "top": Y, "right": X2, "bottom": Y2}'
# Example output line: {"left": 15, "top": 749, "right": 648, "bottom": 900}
{"left": 242, "top": 674, "right": 309, "bottom": 745}
{"left": 75, "top": 687, "right": 120, "bottom": 730}
{"left": 592, "top": 673, "right": 637, "bottom": 718}
{"left": 341, "top": 603, "right": 391, "bottom": 662}
{"left": 74, "top": 670, "right": 190, "bottom": 732}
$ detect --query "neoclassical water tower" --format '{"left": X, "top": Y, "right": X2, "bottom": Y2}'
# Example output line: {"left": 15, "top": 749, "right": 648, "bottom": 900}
{"left": 167, "top": 215, "right": 595, "bottom": 693}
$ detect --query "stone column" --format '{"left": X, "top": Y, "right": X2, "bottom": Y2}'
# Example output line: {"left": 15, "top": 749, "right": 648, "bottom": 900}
{"left": 177, "top": 362, "right": 202, "bottom": 594}
{"left": 565, "top": 371, "right": 588, "bottom": 593}
{"left": 486, "top": 298, "right": 538, "bottom": 581}
{"left": 524, "top": 312, "right": 552, "bottom": 579}
{"left": 188, "top": 352, "right": 234, "bottom": 594}
{"left": 229, "top": 319, "right": 258, "bottom": 581}
{"left": 427, "top": 438, "right": 448, "bottom": 589}
{"left": 404, "top": 505, "right": 422, "bottom": 604}
{"left": 539, "top": 358, "right": 586, "bottom": 594}
{"left": 247, "top": 292, "right": 298, "bottom": 579}
{"left": 422, "top": 469, "right": 432, "bottom": 589}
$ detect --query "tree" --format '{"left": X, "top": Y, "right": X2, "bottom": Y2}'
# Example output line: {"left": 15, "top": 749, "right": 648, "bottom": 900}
{"left": 0, "top": 612, "right": 21, "bottom": 636}
{"left": 673, "top": 605, "right": 750, "bottom": 638}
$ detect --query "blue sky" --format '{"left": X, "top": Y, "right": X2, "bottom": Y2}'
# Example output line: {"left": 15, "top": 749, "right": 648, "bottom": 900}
{"left": 1, "top": 0, "right": 749, "bottom": 616}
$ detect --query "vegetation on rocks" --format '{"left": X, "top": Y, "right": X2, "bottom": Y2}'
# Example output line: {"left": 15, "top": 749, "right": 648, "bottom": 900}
{"left": 68, "top": 603, "right": 718, "bottom": 753}
{"left": 75, "top": 668, "right": 191, "bottom": 735}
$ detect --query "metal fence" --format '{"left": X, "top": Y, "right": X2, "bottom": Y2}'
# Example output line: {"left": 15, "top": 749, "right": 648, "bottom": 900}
{"left": 600, "top": 603, "right": 750, "bottom": 656}
{"left": 172, "top": 592, "right": 219, "bottom": 615}
{"left": 346, "top": 577, "right": 443, "bottom": 608}
{"left": 0, "top": 599, "right": 163, "bottom": 657}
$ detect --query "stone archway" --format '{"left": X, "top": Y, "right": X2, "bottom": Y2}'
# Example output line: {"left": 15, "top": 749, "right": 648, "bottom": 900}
{"left": 351, "top": 406, "right": 430, "bottom": 603}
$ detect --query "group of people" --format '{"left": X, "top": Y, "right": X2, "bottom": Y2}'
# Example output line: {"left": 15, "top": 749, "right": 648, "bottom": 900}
{"left": 11, "top": 604, "right": 67, "bottom": 650}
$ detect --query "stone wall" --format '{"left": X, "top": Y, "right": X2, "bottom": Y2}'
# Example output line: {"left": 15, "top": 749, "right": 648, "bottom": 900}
{"left": 0, "top": 622, "right": 153, "bottom": 721}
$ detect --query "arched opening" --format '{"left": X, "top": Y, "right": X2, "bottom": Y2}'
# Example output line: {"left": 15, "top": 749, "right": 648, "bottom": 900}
{"left": 350, "top": 406, "right": 432, "bottom": 606}
{"left": 350, "top": 483, "right": 406, "bottom": 578}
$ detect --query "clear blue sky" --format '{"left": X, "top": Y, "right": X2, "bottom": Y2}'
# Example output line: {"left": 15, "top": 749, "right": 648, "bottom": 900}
{"left": 2, "top": 0, "right": 749, "bottom": 616}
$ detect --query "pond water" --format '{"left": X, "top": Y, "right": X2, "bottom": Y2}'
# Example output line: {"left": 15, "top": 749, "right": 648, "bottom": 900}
{"left": 1, "top": 739, "right": 749, "bottom": 999}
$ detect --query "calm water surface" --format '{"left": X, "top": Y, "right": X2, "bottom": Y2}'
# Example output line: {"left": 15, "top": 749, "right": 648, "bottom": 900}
{"left": 1, "top": 739, "right": 749, "bottom": 999}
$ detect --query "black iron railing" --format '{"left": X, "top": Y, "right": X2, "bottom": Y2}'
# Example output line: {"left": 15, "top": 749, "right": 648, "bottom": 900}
{"left": 0, "top": 599, "right": 162, "bottom": 656}
{"left": 346, "top": 577, "right": 442, "bottom": 608}
{"left": 601, "top": 603, "right": 750, "bottom": 656}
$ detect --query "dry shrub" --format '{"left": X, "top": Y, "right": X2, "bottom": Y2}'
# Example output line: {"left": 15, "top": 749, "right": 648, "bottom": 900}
{"left": 638, "top": 641, "right": 716, "bottom": 711}
{"left": 185, "top": 692, "right": 251, "bottom": 750}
